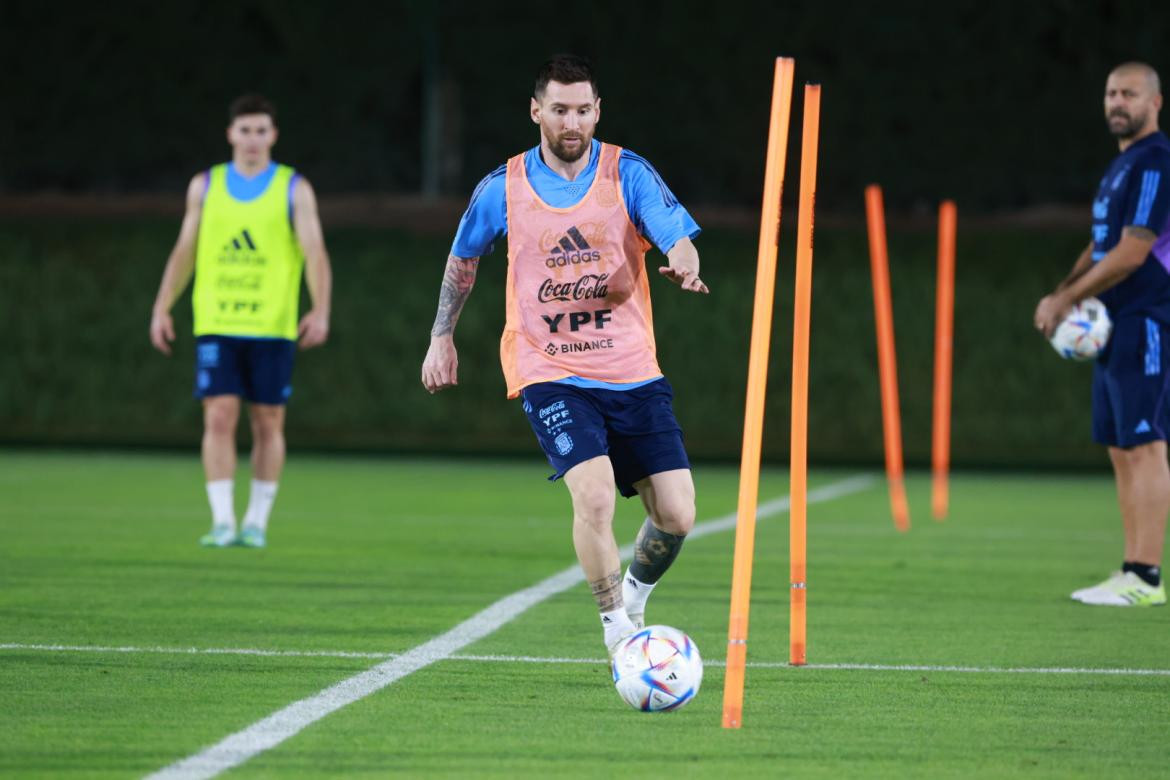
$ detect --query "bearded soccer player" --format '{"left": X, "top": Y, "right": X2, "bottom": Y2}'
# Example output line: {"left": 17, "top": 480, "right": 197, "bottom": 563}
{"left": 1035, "top": 62, "right": 1170, "bottom": 606}
{"left": 150, "top": 94, "right": 333, "bottom": 549}
{"left": 421, "top": 55, "right": 709, "bottom": 654}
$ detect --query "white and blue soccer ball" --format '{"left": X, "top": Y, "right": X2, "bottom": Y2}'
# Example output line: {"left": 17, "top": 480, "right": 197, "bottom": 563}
{"left": 611, "top": 625, "right": 702, "bottom": 712}
{"left": 1049, "top": 296, "right": 1112, "bottom": 361}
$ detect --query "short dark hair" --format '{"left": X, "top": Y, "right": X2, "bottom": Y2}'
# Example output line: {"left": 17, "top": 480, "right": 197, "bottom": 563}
{"left": 229, "top": 94, "right": 277, "bottom": 124}
{"left": 534, "top": 54, "right": 597, "bottom": 100}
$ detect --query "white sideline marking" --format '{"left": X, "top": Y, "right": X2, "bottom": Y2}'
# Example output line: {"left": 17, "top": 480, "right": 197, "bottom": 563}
{"left": 455, "top": 656, "right": 1170, "bottom": 677}
{"left": 130, "top": 474, "right": 871, "bottom": 780}
{"left": 6, "top": 643, "right": 1169, "bottom": 677}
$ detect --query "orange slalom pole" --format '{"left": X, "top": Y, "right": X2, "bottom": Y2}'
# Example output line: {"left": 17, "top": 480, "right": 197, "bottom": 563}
{"left": 789, "top": 83, "right": 820, "bottom": 667}
{"left": 863, "top": 185, "right": 910, "bottom": 532}
{"left": 932, "top": 200, "right": 956, "bottom": 520}
{"left": 721, "top": 56, "right": 795, "bottom": 730}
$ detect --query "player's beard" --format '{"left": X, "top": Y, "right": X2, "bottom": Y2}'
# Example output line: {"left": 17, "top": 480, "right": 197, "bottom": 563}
{"left": 546, "top": 129, "right": 592, "bottom": 163}
{"left": 1107, "top": 109, "right": 1146, "bottom": 140}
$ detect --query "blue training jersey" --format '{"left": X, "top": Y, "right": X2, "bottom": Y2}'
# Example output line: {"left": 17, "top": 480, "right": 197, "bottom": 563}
{"left": 202, "top": 161, "right": 299, "bottom": 221}
{"left": 451, "top": 139, "right": 700, "bottom": 391}
{"left": 451, "top": 139, "right": 700, "bottom": 260}
{"left": 1091, "top": 131, "right": 1170, "bottom": 322}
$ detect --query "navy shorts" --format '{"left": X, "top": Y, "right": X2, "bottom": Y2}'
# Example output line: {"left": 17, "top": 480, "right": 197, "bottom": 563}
{"left": 520, "top": 378, "right": 691, "bottom": 498}
{"left": 1092, "top": 316, "right": 1170, "bottom": 448}
{"left": 194, "top": 335, "right": 295, "bottom": 405}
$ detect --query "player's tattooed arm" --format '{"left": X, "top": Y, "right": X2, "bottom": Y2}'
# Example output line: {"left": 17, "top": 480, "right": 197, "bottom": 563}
{"left": 589, "top": 570, "right": 625, "bottom": 612}
{"left": 430, "top": 255, "right": 480, "bottom": 337}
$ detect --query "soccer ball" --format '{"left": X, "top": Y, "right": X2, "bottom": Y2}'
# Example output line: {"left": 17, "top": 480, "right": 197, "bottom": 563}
{"left": 611, "top": 625, "right": 702, "bottom": 712}
{"left": 1049, "top": 297, "right": 1112, "bottom": 361}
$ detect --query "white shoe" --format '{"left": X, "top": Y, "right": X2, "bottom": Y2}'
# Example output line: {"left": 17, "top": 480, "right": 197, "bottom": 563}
{"left": 1077, "top": 572, "right": 1167, "bottom": 607}
{"left": 607, "top": 628, "right": 637, "bottom": 660}
{"left": 1070, "top": 571, "right": 1122, "bottom": 602}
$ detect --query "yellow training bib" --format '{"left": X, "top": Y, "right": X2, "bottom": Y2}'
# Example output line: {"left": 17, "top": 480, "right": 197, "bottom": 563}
{"left": 192, "top": 163, "right": 304, "bottom": 339}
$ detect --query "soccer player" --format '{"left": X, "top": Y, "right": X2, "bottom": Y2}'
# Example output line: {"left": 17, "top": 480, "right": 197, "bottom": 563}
{"left": 149, "top": 94, "right": 333, "bottom": 549}
{"left": 1034, "top": 62, "right": 1170, "bottom": 606}
{"left": 421, "top": 55, "right": 708, "bottom": 653}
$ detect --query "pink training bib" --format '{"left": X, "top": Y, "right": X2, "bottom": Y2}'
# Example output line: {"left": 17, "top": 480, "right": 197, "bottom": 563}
{"left": 501, "top": 143, "right": 661, "bottom": 398}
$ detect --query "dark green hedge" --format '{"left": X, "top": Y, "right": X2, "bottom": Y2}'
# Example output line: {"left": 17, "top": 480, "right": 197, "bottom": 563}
{"left": 1, "top": 217, "right": 1102, "bottom": 467}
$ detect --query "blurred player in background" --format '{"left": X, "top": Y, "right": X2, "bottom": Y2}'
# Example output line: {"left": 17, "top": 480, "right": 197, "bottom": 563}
{"left": 150, "top": 94, "right": 332, "bottom": 548}
{"left": 1035, "top": 62, "right": 1170, "bottom": 605}
{"left": 421, "top": 55, "right": 708, "bottom": 654}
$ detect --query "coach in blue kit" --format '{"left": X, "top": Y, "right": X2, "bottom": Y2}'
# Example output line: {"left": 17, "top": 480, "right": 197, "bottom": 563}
{"left": 1035, "top": 62, "right": 1170, "bottom": 607}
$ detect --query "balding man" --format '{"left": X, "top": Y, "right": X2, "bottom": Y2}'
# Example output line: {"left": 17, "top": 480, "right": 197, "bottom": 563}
{"left": 1035, "top": 62, "right": 1170, "bottom": 606}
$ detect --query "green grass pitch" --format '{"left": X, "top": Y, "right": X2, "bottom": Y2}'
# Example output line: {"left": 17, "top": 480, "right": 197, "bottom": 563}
{"left": 1, "top": 450, "right": 1167, "bottom": 778}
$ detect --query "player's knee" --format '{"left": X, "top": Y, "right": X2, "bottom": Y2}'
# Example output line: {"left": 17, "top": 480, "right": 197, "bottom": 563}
{"left": 1116, "top": 441, "right": 1168, "bottom": 469}
{"left": 249, "top": 413, "right": 283, "bottom": 443}
{"left": 203, "top": 402, "right": 238, "bottom": 436}
{"left": 571, "top": 480, "right": 616, "bottom": 529}
{"left": 653, "top": 497, "right": 695, "bottom": 536}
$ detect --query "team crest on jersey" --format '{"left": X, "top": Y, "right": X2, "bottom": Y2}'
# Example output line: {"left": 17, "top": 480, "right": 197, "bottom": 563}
{"left": 593, "top": 182, "right": 619, "bottom": 208}
{"left": 1111, "top": 164, "right": 1131, "bottom": 191}
{"left": 554, "top": 432, "right": 574, "bottom": 456}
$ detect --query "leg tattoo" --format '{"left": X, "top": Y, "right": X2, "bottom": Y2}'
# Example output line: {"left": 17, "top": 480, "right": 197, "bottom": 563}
{"left": 589, "top": 570, "right": 624, "bottom": 612}
{"left": 630, "top": 518, "right": 686, "bottom": 584}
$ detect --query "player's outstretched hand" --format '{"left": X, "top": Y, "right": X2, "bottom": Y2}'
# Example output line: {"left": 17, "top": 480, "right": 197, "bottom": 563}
{"left": 150, "top": 309, "right": 175, "bottom": 356}
{"left": 298, "top": 308, "right": 330, "bottom": 349}
{"left": 658, "top": 264, "right": 709, "bottom": 294}
{"left": 1033, "top": 293, "right": 1070, "bottom": 339}
{"left": 422, "top": 336, "right": 459, "bottom": 393}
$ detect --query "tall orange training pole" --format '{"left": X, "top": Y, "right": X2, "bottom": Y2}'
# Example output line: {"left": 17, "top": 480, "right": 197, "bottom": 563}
{"left": 789, "top": 83, "right": 821, "bottom": 667}
{"left": 932, "top": 200, "right": 956, "bottom": 520}
{"left": 864, "top": 185, "right": 911, "bottom": 532}
{"left": 721, "top": 56, "right": 795, "bottom": 730}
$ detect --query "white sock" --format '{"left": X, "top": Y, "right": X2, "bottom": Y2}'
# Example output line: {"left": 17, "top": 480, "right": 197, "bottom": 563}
{"left": 622, "top": 568, "right": 657, "bottom": 618}
{"left": 242, "top": 480, "right": 278, "bottom": 532}
{"left": 600, "top": 607, "right": 637, "bottom": 648}
{"left": 205, "top": 479, "right": 235, "bottom": 530}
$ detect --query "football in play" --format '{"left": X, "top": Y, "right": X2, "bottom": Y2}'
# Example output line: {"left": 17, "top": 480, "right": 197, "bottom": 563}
{"left": 611, "top": 625, "right": 702, "bottom": 712}
{"left": 1049, "top": 296, "right": 1112, "bottom": 361}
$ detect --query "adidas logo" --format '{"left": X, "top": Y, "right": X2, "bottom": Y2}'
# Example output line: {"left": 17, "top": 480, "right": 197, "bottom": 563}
{"left": 559, "top": 226, "right": 591, "bottom": 253}
{"left": 1135, "top": 419, "right": 1152, "bottom": 434}
{"left": 225, "top": 229, "right": 257, "bottom": 252}
{"left": 601, "top": 615, "right": 613, "bottom": 624}
{"left": 545, "top": 226, "right": 601, "bottom": 268}
{"left": 626, "top": 577, "right": 638, "bottom": 589}
{"left": 219, "top": 229, "right": 266, "bottom": 266}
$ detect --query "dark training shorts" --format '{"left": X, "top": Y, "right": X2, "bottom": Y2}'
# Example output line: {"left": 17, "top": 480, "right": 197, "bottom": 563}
{"left": 520, "top": 377, "right": 691, "bottom": 498}
{"left": 194, "top": 335, "right": 296, "bottom": 405}
{"left": 1092, "top": 315, "right": 1170, "bottom": 448}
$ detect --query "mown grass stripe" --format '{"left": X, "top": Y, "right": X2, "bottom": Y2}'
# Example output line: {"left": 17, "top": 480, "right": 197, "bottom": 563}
{"left": 7, "top": 644, "right": 1169, "bottom": 677}
{"left": 143, "top": 474, "right": 875, "bottom": 780}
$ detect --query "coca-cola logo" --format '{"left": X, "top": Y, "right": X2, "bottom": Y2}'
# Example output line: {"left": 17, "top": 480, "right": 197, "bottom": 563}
{"left": 537, "top": 273, "right": 610, "bottom": 303}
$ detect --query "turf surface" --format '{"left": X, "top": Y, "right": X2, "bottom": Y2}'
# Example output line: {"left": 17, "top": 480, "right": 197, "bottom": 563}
{"left": 1, "top": 451, "right": 1166, "bottom": 778}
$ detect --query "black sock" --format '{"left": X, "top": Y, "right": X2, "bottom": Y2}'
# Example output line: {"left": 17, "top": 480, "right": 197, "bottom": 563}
{"left": 1122, "top": 561, "right": 1162, "bottom": 587}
